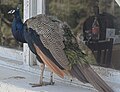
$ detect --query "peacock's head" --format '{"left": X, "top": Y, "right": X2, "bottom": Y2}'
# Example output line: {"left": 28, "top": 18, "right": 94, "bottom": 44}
{"left": 8, "top": 5, "right": 20, "bottom": 18}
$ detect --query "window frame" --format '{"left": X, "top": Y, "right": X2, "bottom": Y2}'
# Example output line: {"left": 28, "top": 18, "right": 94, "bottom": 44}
{"left": 0, "top": 0, "right": 119, "bottom": 90}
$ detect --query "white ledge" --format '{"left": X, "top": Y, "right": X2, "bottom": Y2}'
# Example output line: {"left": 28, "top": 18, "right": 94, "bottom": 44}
{"left": 0, "top": 64, "right": 97, "bottom": 92}
{"left": 0, "top": 46, "right": 120, "bottom": 92}
{"left": 0, "top": 56, "right": 120, "bottom": 92}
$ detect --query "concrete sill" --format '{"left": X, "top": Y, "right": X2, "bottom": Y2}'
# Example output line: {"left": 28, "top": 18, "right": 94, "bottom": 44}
{"left": 0, "top": 57, "right": 120, "bottom": 92}
{"left": 0, "top": 65, "right": 96, "bottom": 92}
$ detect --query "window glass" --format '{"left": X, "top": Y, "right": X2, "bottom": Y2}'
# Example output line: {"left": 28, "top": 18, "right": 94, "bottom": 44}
{"left": 45, "top": 0, "right": 120, "bottom": 69}
{"left": 46, "top": 0, "right": 120, "bottom": 35}
{"left": 0, "top": 0, "right": 23, "bottom": 49}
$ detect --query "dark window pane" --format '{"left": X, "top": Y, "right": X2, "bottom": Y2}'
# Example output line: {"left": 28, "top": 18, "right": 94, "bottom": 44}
{"left": 45, "top": 0, "right": 120, "bottom": 69}
{"left": 0, "top": 0, "right": 23, "bottom": 50}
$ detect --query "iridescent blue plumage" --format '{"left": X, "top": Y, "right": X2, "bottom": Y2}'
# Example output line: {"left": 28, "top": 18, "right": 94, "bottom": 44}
{"left": 11, "top": 8, "right": 43, "bottom": 63}
{"left": 11, "top": 8, "right": 26, "bottom": 43}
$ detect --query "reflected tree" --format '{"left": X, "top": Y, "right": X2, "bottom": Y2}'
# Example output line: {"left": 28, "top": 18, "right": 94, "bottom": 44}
{"left": 0, "top": 0, "right": 23, "bottom": 49}
{"left": 46, "top": 0, "right": 120, "bottom": 37}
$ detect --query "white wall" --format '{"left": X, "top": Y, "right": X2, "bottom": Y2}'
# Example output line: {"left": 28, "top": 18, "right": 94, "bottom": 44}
{"left": 0, "top": 46, "right": 23, "bottom": 62}
{"left": 37, "top": 0, "right": 45, "bottom": 14}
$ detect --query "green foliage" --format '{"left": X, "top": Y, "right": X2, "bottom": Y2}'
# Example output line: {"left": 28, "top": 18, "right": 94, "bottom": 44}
{"left": 1, "top": 0, "right": 120, "bottom": 48}
{"left": 0, "top": 0, "right": 23, "bottom": 48}
{"left": 47, "top": 0, "right": 120, "bottom": 36}
{"left": 48, "top": 0, "right": 99, "bottom": 29}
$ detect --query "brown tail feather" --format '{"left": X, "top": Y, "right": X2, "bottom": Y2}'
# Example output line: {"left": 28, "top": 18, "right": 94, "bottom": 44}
{"left": 34, "top": 44, "right": 65, "bottom": 78}
{"left": 71, "top": 63, "right": 114, "bottom": 92}
{"left": 70, "top": 64, "right": 88, "bottom": 83}
{"left": 85, "top": 65, "right": 114, "bottom": 92}
{"left": 81, "top": 64, "right": 114, "bottom": 92}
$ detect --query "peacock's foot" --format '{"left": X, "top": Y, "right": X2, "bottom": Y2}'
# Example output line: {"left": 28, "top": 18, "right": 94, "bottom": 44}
{"left": 29, "top": 81, "right": 55, "bottom": 87}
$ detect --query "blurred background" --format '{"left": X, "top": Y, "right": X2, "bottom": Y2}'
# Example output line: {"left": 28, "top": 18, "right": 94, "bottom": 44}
{"left": 0, "top": 0, "right": 120, "bottom": 48}
{"left": 1, "top": 0, "right": 120, "bottom": 69}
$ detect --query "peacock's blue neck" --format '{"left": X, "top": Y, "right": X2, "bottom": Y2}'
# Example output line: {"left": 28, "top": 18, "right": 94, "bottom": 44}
{"left": 12, "top": 15, "right": 27, "bottom": 43}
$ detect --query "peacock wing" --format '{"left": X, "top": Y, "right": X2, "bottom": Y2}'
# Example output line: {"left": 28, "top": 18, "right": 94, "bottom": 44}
{"left": 26, "top": 14, "right": 70, "bottom": 70}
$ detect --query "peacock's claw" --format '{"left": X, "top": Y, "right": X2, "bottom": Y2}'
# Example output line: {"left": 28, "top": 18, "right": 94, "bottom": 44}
{"left": 29, "top": 81, "right": 55, "bottom": 87}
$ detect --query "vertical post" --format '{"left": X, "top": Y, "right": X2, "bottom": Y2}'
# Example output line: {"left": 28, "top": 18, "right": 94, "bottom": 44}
{"left": 111, "top": 0, "right": 114, "bottom": 15}
{"left": 30, "top": 0, "right": 37, "bottom": 17}
{"left": 29, "top": 0, "right": 37, "bottom": 65}
{"left": 0, "top": 0, "right": 2, "bottom": 43}
{"left": 23, "top": 0, "right": 30, "bottom": 66}
{"left": 0, "top": 0, "right": 1, "bottom": 31}
{"left": 23, "top": 0, "right": 37, "bottom": 66}
{"left": 23, "top": 0, "right": 45, "bottom": 66}
{"left": 37, "top": 0, "right": 45, "bottom": 14}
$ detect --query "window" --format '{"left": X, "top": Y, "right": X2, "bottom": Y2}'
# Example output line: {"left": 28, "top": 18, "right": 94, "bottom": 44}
{"left": 0, "top": 0, "right": 120, "bottom": 70}
{"left": 45, "top": 0, "right": 120, "bottom": 35}
{"left": 45, "top": 0, "right": 120, "bottom": 69}
{"left": 0, "top": 0, "right": 23, "bottom": 49}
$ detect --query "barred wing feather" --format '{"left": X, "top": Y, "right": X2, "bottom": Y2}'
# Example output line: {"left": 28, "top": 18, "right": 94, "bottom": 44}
{"left": 26, "top": 14, "right": 70, "bottom": 70}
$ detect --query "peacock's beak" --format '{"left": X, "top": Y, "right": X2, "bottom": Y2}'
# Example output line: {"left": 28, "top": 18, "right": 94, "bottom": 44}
{"left": 8, "top": 10, "right": 15, "bottom": 14}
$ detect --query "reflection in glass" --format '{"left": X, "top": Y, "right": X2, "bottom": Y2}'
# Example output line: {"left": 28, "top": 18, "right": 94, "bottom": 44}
{"left": 0, "top": 0, "right": 23, "bottom": 49}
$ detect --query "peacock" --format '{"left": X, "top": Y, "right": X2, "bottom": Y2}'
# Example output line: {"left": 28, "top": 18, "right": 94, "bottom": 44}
{"left": 8, "top": 6, "right": 114, "bottom": 92}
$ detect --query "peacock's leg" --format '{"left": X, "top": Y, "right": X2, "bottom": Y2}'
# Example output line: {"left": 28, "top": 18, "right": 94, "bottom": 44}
{"left": 49, "top": 72, "right": 55, "bottom": 85}
{"left": 30, "top": 63, "right": 54, "bottom": 87}
{"left": 39, "top": 63, "right": 45, "bottom": 85}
